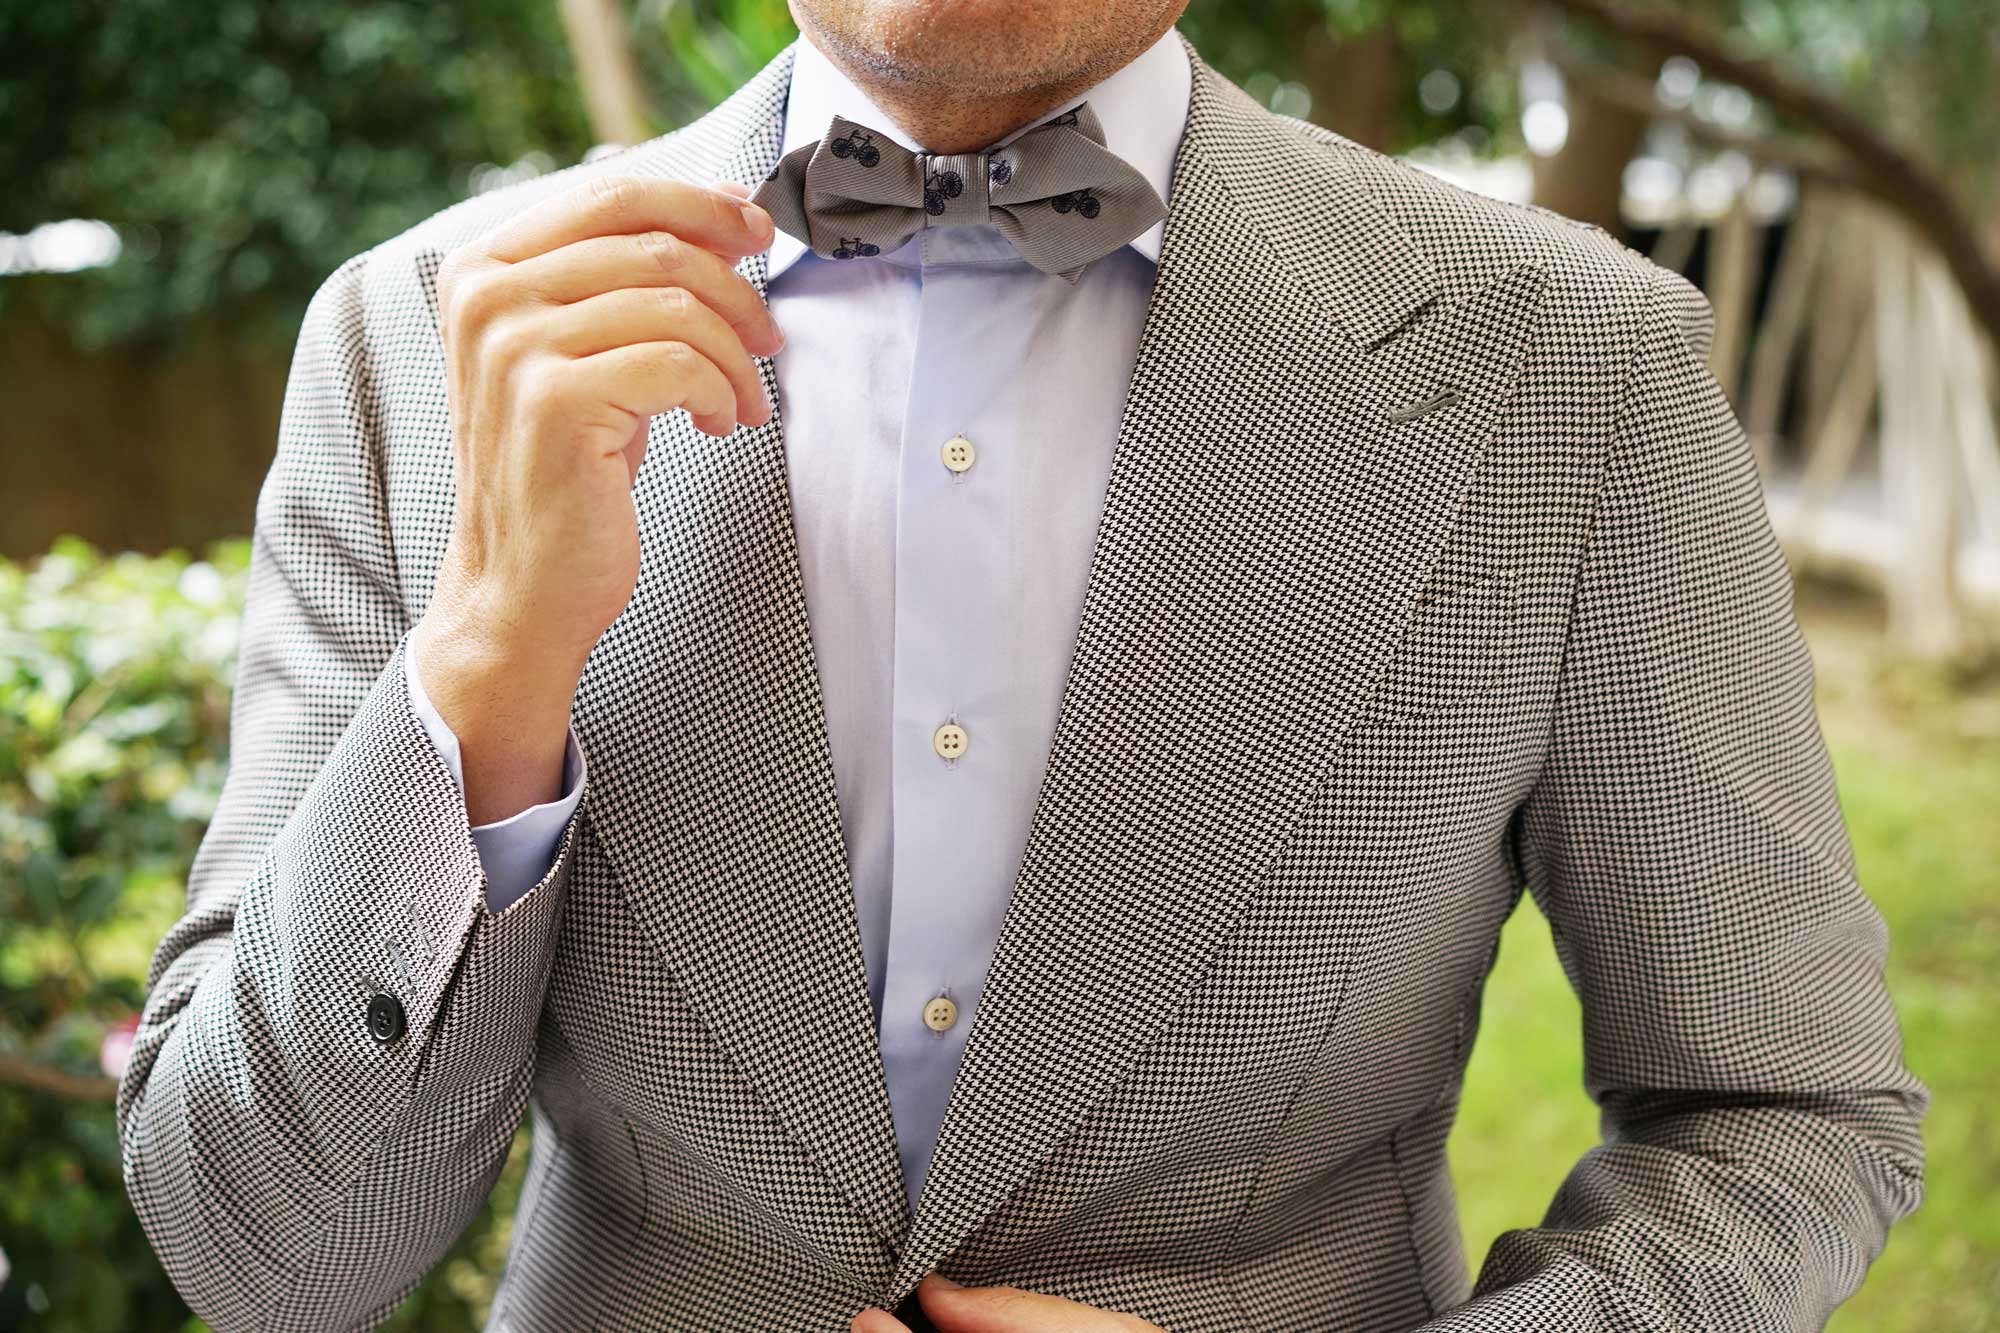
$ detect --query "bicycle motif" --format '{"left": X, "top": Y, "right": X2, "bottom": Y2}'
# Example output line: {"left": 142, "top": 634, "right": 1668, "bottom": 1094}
{"left": 1049, "top": 188, "right": 1102, "bottom": 219}
{"left": 923, "top": 167, "right": 965, "bottom": 216}
{"left": 829, "top": 128, "right": 882, "bottom": 168}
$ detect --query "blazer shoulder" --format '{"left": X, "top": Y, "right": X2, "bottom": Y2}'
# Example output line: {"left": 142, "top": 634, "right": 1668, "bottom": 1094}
{"left": 1271, "top": 115, "right": 1708, "bottom": 356}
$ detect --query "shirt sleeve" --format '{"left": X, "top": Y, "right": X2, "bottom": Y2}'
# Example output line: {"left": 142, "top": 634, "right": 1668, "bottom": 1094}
{"left": 404, "top": 631, "right": 587, "bottom": 912}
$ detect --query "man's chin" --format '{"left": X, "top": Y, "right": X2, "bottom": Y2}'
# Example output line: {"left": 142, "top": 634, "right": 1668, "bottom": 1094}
{"left": 798, "top": 0, "right": 1080, "bottom": 90}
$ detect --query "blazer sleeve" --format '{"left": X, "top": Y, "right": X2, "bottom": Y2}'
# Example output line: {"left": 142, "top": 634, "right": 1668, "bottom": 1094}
{"left": 1419, "top": 265, "right": 1928, "bottom": 1330}
{"left": 115, "top": 251, "right": 581, "bottom": 1332}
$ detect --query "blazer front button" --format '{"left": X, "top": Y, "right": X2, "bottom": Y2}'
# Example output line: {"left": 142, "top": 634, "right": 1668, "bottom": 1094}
{"left": 367, "top": 992, "right": 406, "bottom": 1044}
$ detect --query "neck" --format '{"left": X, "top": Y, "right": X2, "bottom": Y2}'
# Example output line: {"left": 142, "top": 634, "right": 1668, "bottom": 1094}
{"left": 838, "top": 83, "right": 1078, "bottom": 156}
{"left": 791, "top": 18, "right": 1180, "bottom": 155}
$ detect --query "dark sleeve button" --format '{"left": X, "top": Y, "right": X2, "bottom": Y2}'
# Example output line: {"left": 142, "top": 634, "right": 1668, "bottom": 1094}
{"left": 367, "top": 992, "right": 407, "bottom": 1044}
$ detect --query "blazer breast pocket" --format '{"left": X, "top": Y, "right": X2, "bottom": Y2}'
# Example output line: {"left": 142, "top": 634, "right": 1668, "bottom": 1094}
{"left": 1364, "top": 565, "right": 1519, "bottom": 723}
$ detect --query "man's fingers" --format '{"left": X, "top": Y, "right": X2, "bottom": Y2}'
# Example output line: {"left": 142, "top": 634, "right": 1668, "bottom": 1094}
{"left": 920, "top": 1282, "right": 1055, "bottom": 1332}
{"left": 849, "top": 1310, "right": 911, "bottom": 1333}
{"left": 508, "top": 229, "right": 783, "bottom": 356}
{"left": 541, "top": 286, "right": 772, "bottom": 429}
{"left": 916, "top": 1275, "right": 1150, "bottom": 1332}
{"left": 565, "top": 340, "right": 742, "bottom": 439}
{"left": 482, "top": 175, "right": 775, "bottom": 265}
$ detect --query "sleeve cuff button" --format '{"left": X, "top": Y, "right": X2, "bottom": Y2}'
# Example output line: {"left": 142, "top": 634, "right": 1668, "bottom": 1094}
{"left": 367, "top": 992, "right": 407, "bottom": 1044}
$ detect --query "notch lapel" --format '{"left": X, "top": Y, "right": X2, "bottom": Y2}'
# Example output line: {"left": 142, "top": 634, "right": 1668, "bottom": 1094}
{"left": 569, "top": 44, "right": 913, "bottom": 1284}
{"left": 885, "top": 48, "right": 1550, "bottom": 1296}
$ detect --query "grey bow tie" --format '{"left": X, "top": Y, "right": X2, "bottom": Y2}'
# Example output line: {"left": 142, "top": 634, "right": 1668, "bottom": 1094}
{"left": 750, "top": 102, "right": 1167, "bottom": 282}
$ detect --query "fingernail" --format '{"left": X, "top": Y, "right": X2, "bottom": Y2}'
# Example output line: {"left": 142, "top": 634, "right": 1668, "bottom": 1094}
{"left": 925, "top": 1273, "right": 961, "bottom": 1290}
{"left": 741, "top": 200, "right": 773, "bottom": 240}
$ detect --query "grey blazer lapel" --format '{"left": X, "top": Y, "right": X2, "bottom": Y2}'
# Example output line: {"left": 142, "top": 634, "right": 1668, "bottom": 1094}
{"left": 886, "top": 47, "right": 1550, "bottom": 1295}
{"left": 570, "top": 43, "right": 914, "bottom": 1284}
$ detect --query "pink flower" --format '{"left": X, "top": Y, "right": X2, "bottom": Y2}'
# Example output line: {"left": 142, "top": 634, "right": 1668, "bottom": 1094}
{"left": 100, "top": 1014, "right": 141, "bottom": 1081}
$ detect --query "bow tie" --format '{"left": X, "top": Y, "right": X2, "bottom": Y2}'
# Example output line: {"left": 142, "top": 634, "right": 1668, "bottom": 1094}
{"left": 750, "top": 102, "right": 1167, "bottom": 282}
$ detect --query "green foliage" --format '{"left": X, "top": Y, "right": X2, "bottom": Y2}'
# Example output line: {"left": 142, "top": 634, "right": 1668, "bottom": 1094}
{"left": 0, "top": 0, "right": 592, "bottom": 350}
{"left": 1688, "top": 0, "right": 1998, "bottom": 188}
{"left": 0, "top": 540, "right": 534, "bottom": 1330}
{"left": 652, "top": 0, "right": 800, "bottom": 121}
{"left": 1181, "top": 0, "right": 1997, "bottom": 197}
{"left": 0, "top": 538, "right": 247, "bottom": 1331}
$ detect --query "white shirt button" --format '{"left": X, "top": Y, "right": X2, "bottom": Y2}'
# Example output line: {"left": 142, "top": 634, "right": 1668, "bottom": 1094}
{"left": 941, "top": 435, "right": 976, "bottom": 474}
{"left": 923, "top": 996, "right": 958, "bottom": 1032}
{"left": 932, "top": 721, "right": 968, "bottom": 760}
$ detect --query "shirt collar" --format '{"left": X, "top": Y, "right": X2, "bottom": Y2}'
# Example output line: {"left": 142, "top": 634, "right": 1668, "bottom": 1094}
{"left": 765, "top": 27, "right": 1192, "bottom": 281}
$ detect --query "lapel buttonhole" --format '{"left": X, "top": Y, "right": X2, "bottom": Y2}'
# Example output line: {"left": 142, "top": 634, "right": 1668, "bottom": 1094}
{"left": 1388, "top": 388, "right": 1463, "bottom": 425}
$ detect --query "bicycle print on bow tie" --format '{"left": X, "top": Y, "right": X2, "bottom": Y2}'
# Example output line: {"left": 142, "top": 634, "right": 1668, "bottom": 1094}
{"left": 831, "top": 237, "right": 881, "bottom": 260}
{"left": 829, "top": 128, "right": 881, "bottom": 167}
{"left": 923, "top": 166, "right": 965, "bottom": 216}
{"left": 1050, "top": 188, "right": 1102, "bottom": 219}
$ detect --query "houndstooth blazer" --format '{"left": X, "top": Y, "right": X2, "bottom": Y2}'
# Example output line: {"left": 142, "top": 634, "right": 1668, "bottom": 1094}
{"left": 118, "top": 36, "right": 1927, "bottom": 1333}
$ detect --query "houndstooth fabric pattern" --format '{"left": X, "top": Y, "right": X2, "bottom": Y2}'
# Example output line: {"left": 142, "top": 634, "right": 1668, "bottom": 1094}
{"left": 118, "top": 35, "right": 1926, "bottom": 1332}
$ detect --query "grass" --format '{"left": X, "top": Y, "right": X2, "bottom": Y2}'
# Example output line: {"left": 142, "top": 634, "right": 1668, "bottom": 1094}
{"left": 1449, "top": 580, "right": 2000, "bottom": 1329}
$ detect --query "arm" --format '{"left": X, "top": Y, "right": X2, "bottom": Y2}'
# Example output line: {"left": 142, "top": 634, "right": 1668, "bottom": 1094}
{"left": 1423, "top": 266, "right": 1928, "bottom": 1330}
{"left": 115, "top": 253, "right": 580, "bottom": 1331}
{"left": 118, "top": 176, "right": 782, "bottom": 1331}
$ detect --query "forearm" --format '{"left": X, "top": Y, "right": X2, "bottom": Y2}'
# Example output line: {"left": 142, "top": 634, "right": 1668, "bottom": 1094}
{"left": 409, "top": 585, "right": 588, "bottom": 826}
{"left": 1416, "top": 1091, "right": 1922, "bottom": 1332}
{"left": 118, "top": 643, "right": 575, "bottom": 1330}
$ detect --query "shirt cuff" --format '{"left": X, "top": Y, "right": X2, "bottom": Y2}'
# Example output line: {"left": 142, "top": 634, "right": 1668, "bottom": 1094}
{"left": 405, "top": 632, "right": 587, "bottom": 913}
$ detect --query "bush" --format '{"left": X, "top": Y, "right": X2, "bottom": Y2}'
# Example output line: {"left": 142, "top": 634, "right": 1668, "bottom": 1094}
{"left": 0, "top": 538, "right": 245, "bottom": 1330}
{"left": 0, "top": 538, "right": 522, "bottom": 1330}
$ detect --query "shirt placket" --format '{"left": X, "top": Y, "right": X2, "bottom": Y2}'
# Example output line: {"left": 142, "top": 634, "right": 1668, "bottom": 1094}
{"left": 882, "top": 240, "right": 1022, "bottom": 1209}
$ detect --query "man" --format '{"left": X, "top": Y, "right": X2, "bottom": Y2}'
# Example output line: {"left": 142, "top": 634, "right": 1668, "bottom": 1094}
{"left": 117, "top": 0, "right": 1928, "bottom": 1328}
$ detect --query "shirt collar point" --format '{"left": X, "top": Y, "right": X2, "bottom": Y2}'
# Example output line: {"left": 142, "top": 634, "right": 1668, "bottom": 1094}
{"left": 765, "top": 231, "right": 808, "bottom": 282}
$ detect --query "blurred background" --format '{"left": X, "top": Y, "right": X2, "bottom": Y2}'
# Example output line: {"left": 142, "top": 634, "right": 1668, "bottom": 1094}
{"left": 1, "top": 0, "right": 1994, "bottom": 1328}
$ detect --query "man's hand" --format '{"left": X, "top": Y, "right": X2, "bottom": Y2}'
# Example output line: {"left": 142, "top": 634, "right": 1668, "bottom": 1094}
{"left": 411, "top": 174, "right": 784, "bottom": 823}
{"left": 852, "top": 1273, "right": 1165, "bottom": 1332}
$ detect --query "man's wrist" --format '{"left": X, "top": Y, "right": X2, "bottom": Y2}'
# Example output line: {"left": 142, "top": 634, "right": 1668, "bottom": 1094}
{"left": 409, "top": 607, "right": 584, "bottom": 825}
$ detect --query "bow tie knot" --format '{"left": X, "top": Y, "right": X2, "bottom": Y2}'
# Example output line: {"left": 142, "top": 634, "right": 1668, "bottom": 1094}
{"left": 751, "top": 102, "right": 1166, "bottom": 282}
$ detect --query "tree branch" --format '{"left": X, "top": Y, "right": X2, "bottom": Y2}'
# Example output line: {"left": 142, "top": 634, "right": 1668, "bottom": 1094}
{"left": 1557, "top": 58, "right": 1862, "bottom": 192}
{"left": 0, "top": 1053, "right": 118, "bottom": 1103}
{"left": 1539, "top": 0, "right": 2000, "bottom": 351}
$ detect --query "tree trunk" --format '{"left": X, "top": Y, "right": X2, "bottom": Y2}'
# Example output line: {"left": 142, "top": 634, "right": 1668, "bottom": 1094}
{"left": 1298, "top": 20, "right": 1398, "bottom": 150}
{"left": 559, "top": 0, "right": 656, "bottom": 147}
{"left": 1530, "top": 78, "right": 1649, "bottom": 236}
